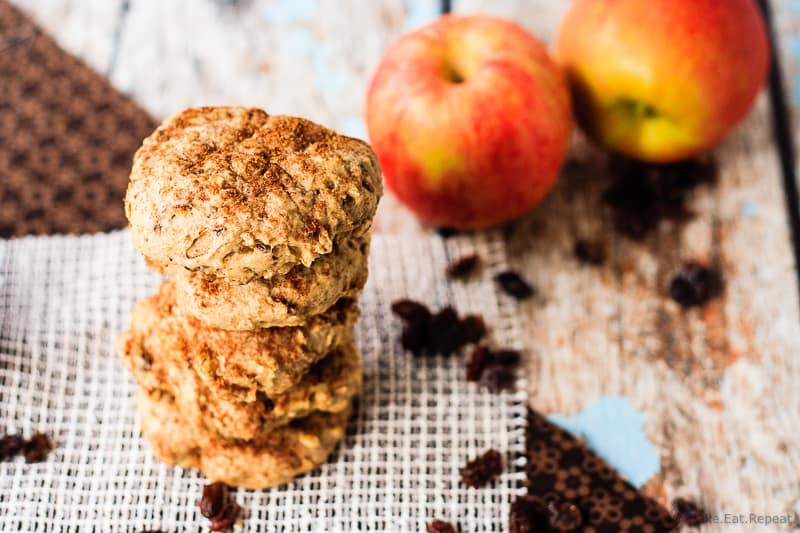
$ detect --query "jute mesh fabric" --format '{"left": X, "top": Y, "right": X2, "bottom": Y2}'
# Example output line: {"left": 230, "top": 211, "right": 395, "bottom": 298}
{"left": 0, "top": 230, "right": 527, "bottom": 532}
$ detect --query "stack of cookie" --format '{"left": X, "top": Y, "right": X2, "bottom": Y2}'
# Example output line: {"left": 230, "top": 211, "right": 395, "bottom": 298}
{"left": 117, "top": 107, "right": 381, "bottom": 489}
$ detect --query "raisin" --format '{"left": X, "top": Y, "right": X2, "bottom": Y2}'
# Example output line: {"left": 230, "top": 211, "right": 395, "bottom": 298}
{"left": 495, "top": 271, "right": 534, "bottom": 300}
{"left": 669, "top": 263, "right": 722, "bottom": 308}
{"left": 401, "top": 322, "right": 429, "bottom": 356}
{"left": 573, "top": 239, "right": 605, "bottom": 266}
{"left": 509, "top": 495, "right": 550, "bottom": 533}
{"left": 446, "top": 254, "right": 480, "bottom": 279}
{"left": 391, "top": 299, "right": 431, "bottom": 323}
{"left": 0, "top": 434, "right": 25, "bottom": 461}
{"left": 492, "top": 349, "right": 521, "bottom": 366}
{"left": 604, "top": 157, "right": 716, "bottom": 240}
{"left": 23, "top": 433, "right": 53, "bottom": 463}
{"left": 459, "top": 315, "right": 487, "bottom": 345}
{"left": 466, "top": 345, "right": 492, "bottom": 382}
{"left": 427, "top": 519, "right": 457, "bottom": 533}
{"left": 671, "top": 498, "right": 707, "bottom": 526}
{"left": 435, "top": 227, "right": 459, "bottom": 238}
{"left": 460, "top": 449, "right": 503, "bottom": 488}
{"left": 548, "top": 500, "right": 582, "bottom": 531}
{"left": 200, "top": 482, "right": 228, "bottom": 519}
{"left": 427, "top": 306, "right": 463, "bottom": 355}
{"left": 479, "top": 365, "right": 515, "bottom": 392}
{"left": 209, "top": 501, "right": 241, "bottom": 532}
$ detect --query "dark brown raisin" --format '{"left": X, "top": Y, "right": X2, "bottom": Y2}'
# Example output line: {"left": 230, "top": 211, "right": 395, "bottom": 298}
{"left": 459, "top": 315, "right": 487, "bottom": 345}
{"left": 200, "top": 482, "right": 228, "bottom": 519}
{"left": 0, "top": 434, "right": 25, "bottom": 461}
{"left": 460, "top": 449, "right": 503, "bottom": 488}
{"left": 391, "top": 299, "right": 431, "bottom": 323}
{"left": 509, "top": 495, "right": 550, "bottom": 533}
{"left": 495, "top": 271, "right": 534, "bottom": 300}
{"left": 669, "top": 263, "right": 722, "bottom": 308}
{"left": 427, "top": 306, "right": 463, "bottom": 355}
{"left": 479, "top": 365, "right": 515, "bottom": 392}
{"left": 401, "top": 322, "right": 429, "bottom": 356}
{"left": 671, "top": 498, "right": 707, "bottom": 526}
{"left": 492, "top": 349, "right": 521, "bottom": 366}
{"left": 548, "top": 500, "right": 582, "bottom": 531}
{"left": 604, "top": 157, "right": 716, "bottom": 240}
{"left": 466, "top": 345, "right": 492, "bottom": 382}
{"left": 427, "top": 519, "right": 457, "bottom": 533}
{"left": 23, "top": 433, "right": 53, "bottom": 463}
{"left": 209, "top": 501, "right": 241, "bottom": 532}
{"left": 573, "top": 239, "right": 605, "bottom": 266}
{"left": 435, "top": 227, "right": 459, "bottom": 238}
{"left": 446, "top": 254, "right": 480, "bottom": 279}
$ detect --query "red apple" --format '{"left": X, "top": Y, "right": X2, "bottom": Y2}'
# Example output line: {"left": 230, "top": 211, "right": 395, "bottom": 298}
{"left": 366, "top": 15, "right": 572, "bottom": 230}
{"left": 556, "top": 0, "right": 770, "bottom": 163}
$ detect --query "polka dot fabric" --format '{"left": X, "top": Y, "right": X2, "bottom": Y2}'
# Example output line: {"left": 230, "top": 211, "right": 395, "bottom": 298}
{"left": 0, "top": 1, "right": 156, "bottom": 238}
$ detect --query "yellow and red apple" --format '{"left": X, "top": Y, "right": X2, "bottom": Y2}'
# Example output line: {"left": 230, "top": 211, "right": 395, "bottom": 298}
{"left": 366, "top": 15, "right": 572, "bottom": 230}
{"left": 556, "top": 0, "right": 770, "bottom": 163}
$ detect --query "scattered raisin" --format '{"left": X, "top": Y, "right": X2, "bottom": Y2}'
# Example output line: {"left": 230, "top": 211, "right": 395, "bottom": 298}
{"left": 209, "top": 501, "right": 241, "bottom": 532}
{"left": 391, "top": 299, "right": 431, "bottom": 323}
{"left": 548, "top": 500, "right": 582, "bottom": 531}
{"left": 509, "top": 495, "right": 550, "bottom": 533}
{"left": 466, "top": 345, "right": 492, "bottom": 382}
{"left": 459, "top": 315, "right": 487, "bottom": 345}
{"left": 427, "top": 519, "right": 457, "bottom": 533}
{"left": 669, "top": 263, "right": 722, "bottom": 308}
{"left": 435, "top": 227, "right": 459, "bottom": 238}
{"left": 479, "top": 365, "right": 515, "bottom": 392}
{"left": 495, "top": 271, "right": 534, "bottom": 300}
{"left": 573, "top": 239, "right": 605, "bottom": 266}
{"left": 200, "top": 482, "right": 228, "bottom": 519}
{"left": 604, "top": 157, "right": 716, "bottom": 240}
{"left": 671, "top": 498, "right": 707, "bottom": 527}
{"left": 391, "top": 300, "right": 486, "bottom": 356}
{"left": 492, "top": 349, "right": 521, "bottom": 366}
{"left": 0, "top": 434, "right": 25, "bottom": 461}
{"left": 446, "top": 254, "right": 480, "bottom": 279}
{"left": 460, "top": 449, "right": 503, "bottom": 488}
{"left": 23, "top": 433, "right": 53, "bottom": 463}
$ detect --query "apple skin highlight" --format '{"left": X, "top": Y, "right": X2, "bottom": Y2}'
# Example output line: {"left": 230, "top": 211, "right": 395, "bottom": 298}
{"left": 556, "top": 0, "right": 770, "bottom": 163}
{"left": 366, "top": 15, "right": 572, "bottom": 230}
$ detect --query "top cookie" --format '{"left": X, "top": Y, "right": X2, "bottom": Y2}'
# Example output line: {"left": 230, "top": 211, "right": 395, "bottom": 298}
{"left": 125, "top": 107, "right": 382, "bottom": 282}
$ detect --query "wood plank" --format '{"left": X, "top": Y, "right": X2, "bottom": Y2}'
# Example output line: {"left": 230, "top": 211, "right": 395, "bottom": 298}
{"left": 462, "top": 0, "right": 800, "bottom": 521}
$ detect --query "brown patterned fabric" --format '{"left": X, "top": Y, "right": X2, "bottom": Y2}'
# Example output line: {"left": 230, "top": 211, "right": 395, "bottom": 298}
{"left": 525, "top": 408, "right": 677, "bottom": 532}
{"left": 0, "top": 0, "right": 156, "bottom": 238}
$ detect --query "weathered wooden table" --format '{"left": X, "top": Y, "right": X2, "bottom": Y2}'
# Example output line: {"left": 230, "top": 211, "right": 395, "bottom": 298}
{"left": 7, "top": 0, "right": 800, "bottom": 528}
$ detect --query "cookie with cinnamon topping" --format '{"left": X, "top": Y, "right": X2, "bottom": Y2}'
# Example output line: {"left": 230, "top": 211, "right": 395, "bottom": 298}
{"left": 125, "top": 107, "right": 382, "bottom": 283}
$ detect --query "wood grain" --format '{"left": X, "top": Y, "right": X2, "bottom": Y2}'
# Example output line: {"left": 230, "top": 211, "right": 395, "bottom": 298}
{"left": 461, "top": 0, "right": 800, "bottom": 523}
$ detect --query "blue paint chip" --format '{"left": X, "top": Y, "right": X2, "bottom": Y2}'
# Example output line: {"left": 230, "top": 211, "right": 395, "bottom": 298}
{"left": 262, "top": 0, "right": 318, "bottom": 24}
{"left": 548, "top": 396, "right": 660, "bottom": 488}
{"left": 741, "top": 200, "right": 759, "bottom": 218}
{"left": 403, "top": 0, "right": 439, "bottom": 30}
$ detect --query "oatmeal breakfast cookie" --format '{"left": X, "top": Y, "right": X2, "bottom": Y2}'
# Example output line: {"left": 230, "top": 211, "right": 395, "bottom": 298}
{"left": 119, "top": 315, "right": 361, "bottom": 441}
{"left": 172, "top": 235, "right": 369, "bottom": 330}
{"left": 118, "top": 280, "right": 358, "bottom": 401}
{"left": 125, "top": 106, "right": 382, "bottom": 282}
{"left": 137, "top": 389, "right": 351, "bottom": 489}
